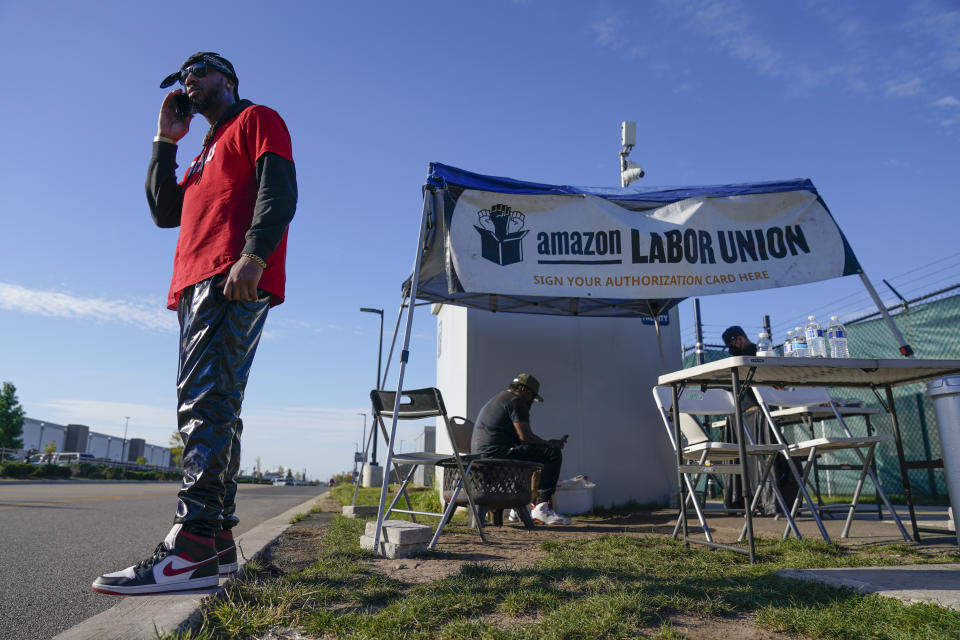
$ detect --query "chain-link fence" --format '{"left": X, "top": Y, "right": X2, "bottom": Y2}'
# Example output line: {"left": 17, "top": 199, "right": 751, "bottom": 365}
{"left": 681, "top": 290, "right": 960, "bottom": 498}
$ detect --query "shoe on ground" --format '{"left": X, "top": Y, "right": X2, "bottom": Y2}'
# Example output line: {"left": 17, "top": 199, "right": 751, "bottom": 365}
{"left": 531, "top": 502, "right": 572, "bottom": 525}
{"left": 215, "top": 529, "right": 238, "bottom": 575}
{"left": 91, "top": 524, "right": 219, "bottom": 595}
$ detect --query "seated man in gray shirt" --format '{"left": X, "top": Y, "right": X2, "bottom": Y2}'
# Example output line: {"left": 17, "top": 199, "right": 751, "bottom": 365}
{"left": 471, "top": 373, "right": 570, "bottom": 525}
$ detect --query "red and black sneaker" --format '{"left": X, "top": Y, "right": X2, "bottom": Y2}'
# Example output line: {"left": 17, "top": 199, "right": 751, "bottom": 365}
{"left": 215, "top": 529, "right": 238, "bottom": 575}
{"left": 91, "top": 524, "right": 219, "bottom": 596}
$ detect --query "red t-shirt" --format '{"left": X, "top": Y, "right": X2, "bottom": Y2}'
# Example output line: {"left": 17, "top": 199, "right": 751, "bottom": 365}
{"left": 167, "top": 105, "right": 293, "bottom": 310}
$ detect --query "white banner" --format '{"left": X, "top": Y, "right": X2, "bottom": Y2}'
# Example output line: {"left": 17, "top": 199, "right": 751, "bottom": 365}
{"left": 446, "top": 188, "right": 855, "bottom": 299}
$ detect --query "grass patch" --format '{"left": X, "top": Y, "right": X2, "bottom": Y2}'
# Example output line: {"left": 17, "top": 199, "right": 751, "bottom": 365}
{"left": 164, "top": 522, "right": 960, "bottom": 639}
{"left": 289, "top": 512, "right": 306, "bottom": 524}
{"left": 163, "top": 485, "right": 960, "bottom": 640}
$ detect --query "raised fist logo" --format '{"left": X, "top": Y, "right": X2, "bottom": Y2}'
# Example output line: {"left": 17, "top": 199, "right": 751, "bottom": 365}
{"left": 474, "top": 204, "right": 529, "bottom": 266}
{"left": 477, "top": 203, "right": 526, "bottom": 240}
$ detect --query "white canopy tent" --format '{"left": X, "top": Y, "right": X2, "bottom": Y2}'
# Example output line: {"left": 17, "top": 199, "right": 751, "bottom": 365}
{"left": 368, "top": 162, "right": 911, "bottom": 553}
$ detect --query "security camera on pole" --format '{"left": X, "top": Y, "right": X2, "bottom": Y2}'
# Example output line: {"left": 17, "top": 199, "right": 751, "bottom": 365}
{"left": 619, "top": 121, "right": 644, "bottom": 187}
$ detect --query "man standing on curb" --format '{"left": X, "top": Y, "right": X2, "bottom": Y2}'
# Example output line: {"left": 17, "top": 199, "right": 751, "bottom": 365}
{"left": 92, "top": 52, "right": 297, "bottom": 595}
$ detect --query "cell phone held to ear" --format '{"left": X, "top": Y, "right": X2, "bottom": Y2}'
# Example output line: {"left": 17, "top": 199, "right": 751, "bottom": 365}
{"left": 173, "top": 93, "right": 192, "bottom": 119}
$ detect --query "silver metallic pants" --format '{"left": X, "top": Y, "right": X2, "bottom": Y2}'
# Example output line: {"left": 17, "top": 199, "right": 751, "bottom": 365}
{"left": 174, "top": 277, "right": 269, "bottom": 536}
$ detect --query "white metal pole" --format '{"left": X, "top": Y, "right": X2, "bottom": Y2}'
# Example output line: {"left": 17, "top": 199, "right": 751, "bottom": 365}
{"left": 372, "top": 189, "right": 437, "bottom": 554}
{"left": 859, "top": 271, "right": 914, "bottom": 357}
{"left": 122, "top": 416, "right": 130, "bottom": 462}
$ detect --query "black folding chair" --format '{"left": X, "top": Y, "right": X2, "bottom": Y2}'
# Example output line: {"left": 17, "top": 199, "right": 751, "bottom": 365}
{"left": 371, "top": 388, "right": 487, "bottom": 548}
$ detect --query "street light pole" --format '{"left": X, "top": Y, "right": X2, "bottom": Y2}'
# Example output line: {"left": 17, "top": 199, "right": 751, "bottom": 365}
{"left": 360, "top": 307, "right": 384, "bottom": 465}
{"left": 122, "top": 416, "right": 130, "bottom": 462}
{"left": 356, "top": 412, "right": 367, "bottom": 462}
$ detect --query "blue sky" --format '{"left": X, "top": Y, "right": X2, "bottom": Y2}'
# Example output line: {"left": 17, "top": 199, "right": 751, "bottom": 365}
{"left": 1, "top": 1, "right": 958, "bottom": 480}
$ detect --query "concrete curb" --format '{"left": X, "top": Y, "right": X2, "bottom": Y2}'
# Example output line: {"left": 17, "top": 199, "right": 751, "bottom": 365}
{"left": 777, "top": 563, "right": 960, "bottom": 610}
{"left": 53, "top": 492, "right": 328, "bottom": 640}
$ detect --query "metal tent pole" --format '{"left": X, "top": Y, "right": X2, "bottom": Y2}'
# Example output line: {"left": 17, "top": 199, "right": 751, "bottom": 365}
{"left": 372, "top": 188, "right": 439, "bottom": 554}
{"left": 380, "top": 302, "right": 406, "bottom": 390}
{"left": 859, "top": 271, "right": 914, "bottom": 357}
{"left": 693, "top": 299, "right": 704, "bottom": 365}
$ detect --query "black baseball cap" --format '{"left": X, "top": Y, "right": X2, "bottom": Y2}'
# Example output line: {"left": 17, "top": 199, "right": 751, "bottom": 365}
{"left": 160, "top": 52, "right": 239, "bottom": 100}
{"left": 722, "top": 325, "right": 747, "bottom": 349}
{"left": 512, "top": 373, "right": 543, "bottom": 402}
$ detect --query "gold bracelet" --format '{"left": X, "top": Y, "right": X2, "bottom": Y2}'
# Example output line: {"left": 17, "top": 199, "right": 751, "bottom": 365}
{"left": 241, "top": 252, "right": 267, "bottom": 269}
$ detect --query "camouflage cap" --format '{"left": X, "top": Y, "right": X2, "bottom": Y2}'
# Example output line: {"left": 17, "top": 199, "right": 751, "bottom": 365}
{"left": 512, "top": 373, "right": 543, "bottom": 402}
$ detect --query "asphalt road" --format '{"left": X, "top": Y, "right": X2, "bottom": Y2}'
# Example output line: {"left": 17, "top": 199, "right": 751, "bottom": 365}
{"left": 0, "top": 480, "right": 325, "bottom": 640}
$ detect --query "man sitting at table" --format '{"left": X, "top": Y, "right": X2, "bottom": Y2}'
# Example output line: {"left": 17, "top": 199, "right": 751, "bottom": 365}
{"left": 721, "top": 326, "right": 799, "bottom": 516}
{"left": 470, "top": 373, "right": 571, "bottom": 525}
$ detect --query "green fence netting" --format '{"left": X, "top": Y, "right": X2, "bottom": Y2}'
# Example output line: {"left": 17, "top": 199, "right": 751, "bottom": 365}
{"left": 681, "top": 292, "right": 960, "bottom": 498}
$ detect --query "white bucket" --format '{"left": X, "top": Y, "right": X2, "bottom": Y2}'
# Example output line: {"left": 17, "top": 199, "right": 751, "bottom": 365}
{"left": 553, "top": 476, "right": 596, "bottom": 515}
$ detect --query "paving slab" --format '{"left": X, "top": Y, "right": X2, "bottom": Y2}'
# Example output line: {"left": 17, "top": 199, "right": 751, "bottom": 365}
{"left": 777, "top": 564, "right": 960, "bottom": 610}
{"left": 52, "top": 492, "right": 326, "bottom": 640}
{"left": 359, "top": 534, "right": 428, "bottom": 558}
{"left": 365, "top": 519, "right": 433, "bottom": 544}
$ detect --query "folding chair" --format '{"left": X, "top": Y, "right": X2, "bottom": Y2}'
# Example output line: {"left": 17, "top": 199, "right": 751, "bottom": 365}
{"left": 437, "top": 416, "right": 542, "bottom": 529}
{"left": 370, "top": 388, "right": 487, "bottom": 548}
{"left": 653, "top": 386, "right": 801, "bottom": 551}
{"left": 752, "top": 386, "right": 911, "bottom": 542}
{"left": 766, "top": 399, "right": 883, "bottom": 520}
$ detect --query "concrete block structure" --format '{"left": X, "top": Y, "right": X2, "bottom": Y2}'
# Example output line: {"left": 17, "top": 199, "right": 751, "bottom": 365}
{"left": 434, "top": 305, "right": 681, "bottom": 509}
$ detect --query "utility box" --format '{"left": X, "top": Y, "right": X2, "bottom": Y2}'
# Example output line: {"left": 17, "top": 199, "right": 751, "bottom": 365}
{"left": 926, "top": 375, "right": 960, "bottom": 542}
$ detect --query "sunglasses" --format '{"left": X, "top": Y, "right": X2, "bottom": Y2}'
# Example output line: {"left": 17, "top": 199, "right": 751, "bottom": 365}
{"left": 178, "top": 61, "right": 230, "bottom": 84}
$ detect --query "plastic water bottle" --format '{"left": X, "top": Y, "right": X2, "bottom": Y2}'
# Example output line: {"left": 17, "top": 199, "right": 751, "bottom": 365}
{"left": 783, "top": 330, "right": 796, "bottom": 357}
{"left": 827, "top": 315, "right": 849, "bottom": 358}
{"left": 805, "top": 315, "right": 827, "bottom": 357}
{"left": 793, "top": 326, "right": 809, "bottom": 357}
{"left": 756, "top": 332, "right": 775, "bottom": 356}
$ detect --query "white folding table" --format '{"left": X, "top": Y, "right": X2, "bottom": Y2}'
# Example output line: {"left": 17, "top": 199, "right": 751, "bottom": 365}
{"left": 658, "top": 356, "right": 960, "bottom": 561}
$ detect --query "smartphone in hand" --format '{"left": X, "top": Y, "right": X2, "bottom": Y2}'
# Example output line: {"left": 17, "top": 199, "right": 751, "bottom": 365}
{"left": 173, "top": 93, "right": 192, "bottom": 119}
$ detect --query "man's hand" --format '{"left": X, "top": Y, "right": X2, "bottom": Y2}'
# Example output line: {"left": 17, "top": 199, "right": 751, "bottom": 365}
{"left": 157, "top": 90, "right": 192, "bottom": 142}
{"left": 221, "top": 255, "right": 264, "bottom": 302}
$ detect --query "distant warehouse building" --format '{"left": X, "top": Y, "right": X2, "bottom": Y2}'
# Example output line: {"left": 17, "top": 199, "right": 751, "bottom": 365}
{"left": 22, "top": 417, "right": 173, "bottom": 467}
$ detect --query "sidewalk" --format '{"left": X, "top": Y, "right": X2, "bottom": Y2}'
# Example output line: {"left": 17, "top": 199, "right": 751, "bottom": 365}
{"left": 53, "top": 493, "right": 326, "bottom": 640}
{"left": 681, "top": 502, "right": 960, "bottom": 610}
{"left": 777, "top": 564, "right": 960, "bottom": 610}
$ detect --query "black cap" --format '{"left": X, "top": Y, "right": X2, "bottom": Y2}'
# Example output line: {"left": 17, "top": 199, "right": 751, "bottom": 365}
{"left": 160, "top": 52, "right": 239, "bottom": 100}
{"left": 512, "top": 373, "right": 543, "bottom": 402}
{"left": 722, "top": 325, "right": 747, "bottom": 348}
